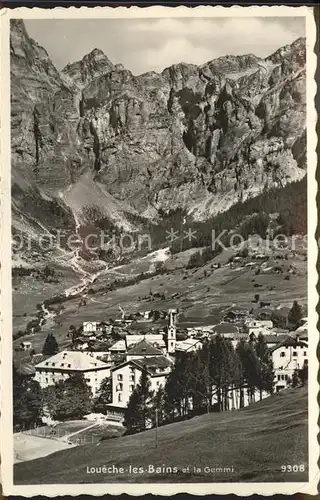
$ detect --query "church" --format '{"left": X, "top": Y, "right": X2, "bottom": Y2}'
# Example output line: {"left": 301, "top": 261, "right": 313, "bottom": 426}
{"left": 109, "top": 308, "right": 178, "bottom": 356}
{"left": 104, "top": 309, "right": 178, "bottom": 422}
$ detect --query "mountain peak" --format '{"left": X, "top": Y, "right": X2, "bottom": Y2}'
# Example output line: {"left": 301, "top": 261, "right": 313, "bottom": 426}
{"left": 266, "top": 37, "right": 306, "bottom": 65}
{"left": 62, "top": 48, "right": 114, "bottom": 88}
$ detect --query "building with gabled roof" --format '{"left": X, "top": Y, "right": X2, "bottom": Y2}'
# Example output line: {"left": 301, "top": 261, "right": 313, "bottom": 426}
{"left": 175, "top": 338, "right": 202, "bottom": 353}
{"left": 125, "top": 334, "right": 166, "bottom": 350}
{"left": 109, "top": 354, "right": 173, "bottom": 413}
{"left": 126, "top": 339, "right": 163, "bottom": 361}
{"left": 263, "top": 334, "right": 291, "bottom": 348}
{"left": 109, "top": 340, "right": 126, "bottom": 353}
{"left": 34, "top": 350, "right": 112, "bottom": 396}
{"left": 268, "top": 337, "right": 308, "bottom": 392}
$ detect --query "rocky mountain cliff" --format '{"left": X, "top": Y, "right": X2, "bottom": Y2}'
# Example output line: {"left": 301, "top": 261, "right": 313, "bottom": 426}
{"left": 10, "top": 20, "right": 306, "bottom": 260}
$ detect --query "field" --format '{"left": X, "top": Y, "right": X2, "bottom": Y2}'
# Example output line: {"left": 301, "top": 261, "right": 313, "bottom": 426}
{"left": 15, "top": 420, "right": 125, "bottom": 463}
{"left": 12, "top": 236, "right": 307, "bottom": 354}
{"left": 14, "top": 386, "right": 308, "bottom": 484}
{"left": 14, "top": 434, "right": 75, "bottom": 464}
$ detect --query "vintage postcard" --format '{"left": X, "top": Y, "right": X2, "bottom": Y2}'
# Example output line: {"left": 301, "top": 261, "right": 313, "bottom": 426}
{"left": 0, "top": 5, "right": 318, "bottom": 496}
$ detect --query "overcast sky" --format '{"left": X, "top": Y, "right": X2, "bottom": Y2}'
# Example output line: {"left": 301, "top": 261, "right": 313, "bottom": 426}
{"left": 24, "top": 17, "right": 305, "bottom": 75}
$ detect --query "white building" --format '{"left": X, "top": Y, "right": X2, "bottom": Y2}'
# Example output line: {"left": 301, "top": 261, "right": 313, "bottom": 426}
{"left": 175, "top": 338, "right": 202, "bottom": 353}
{"left": 34, "top": 350, "right": 112, "bottom": 396}
{"left": 245, "top": 320, "right": 273, "bottom": 336}
{"left": 108, "top": 340, "right": 173, "bottom": 416}
{"left": 83, "top": 322, "right": 99, "bottom": 334}
{"left": 20, "top": 341, "right": 32, "bottom": 351}
{"left": 269, "top": 337, "right": 308, "bottom": 392}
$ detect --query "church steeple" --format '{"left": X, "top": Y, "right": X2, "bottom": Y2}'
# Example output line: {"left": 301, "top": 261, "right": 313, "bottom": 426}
{"left": 167, "top": 309, "right": 176, "bottom": 353}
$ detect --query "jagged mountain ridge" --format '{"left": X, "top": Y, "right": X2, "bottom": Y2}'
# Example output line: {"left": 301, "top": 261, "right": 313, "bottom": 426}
{"left": 10, "top": 19, "right": 306, "bottom": 254}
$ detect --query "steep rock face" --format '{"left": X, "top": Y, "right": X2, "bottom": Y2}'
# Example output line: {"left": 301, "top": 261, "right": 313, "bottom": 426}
{"left": 62, "top": 48, "right": 115, "bottom": 89}
{"left": 10, "top": 21, "right": 306, "bottom": 232}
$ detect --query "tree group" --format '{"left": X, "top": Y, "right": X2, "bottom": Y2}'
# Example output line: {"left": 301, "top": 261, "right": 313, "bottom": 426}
{"left": 124, "top": 334, "right": 274, "bottom": 435}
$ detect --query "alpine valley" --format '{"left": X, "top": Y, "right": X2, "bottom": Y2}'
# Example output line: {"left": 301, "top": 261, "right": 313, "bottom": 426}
{"left": 10, "top": 20, "right": 307, "bottom": 339}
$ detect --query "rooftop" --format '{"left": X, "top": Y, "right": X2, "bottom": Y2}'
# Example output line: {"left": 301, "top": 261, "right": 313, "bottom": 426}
{"left": 109, "top": 340, "right": 126, "bottom": 352}
{"left": 264, "top": 334, "right": 291, "bottom": 344}
{"left": 175, "top": 339, "right": 202, "bottom": 352}
{"left": 111, "top": 355, "right": 172, "bottom": 375}
{"left": 35, "top": 351, "right": 110, "bottom": 371}
{"left": 133, "top": 356, "right": 172, "bottom": 374}
{"left": 127, "top": 339, "right": 163, "bottom": 357}
{"left": 268, "top": 338, "right": 308, "bottom": 353}
{"left": 212, "top": 323, "right": 239, "bottom": 334}
{"left": 126, "top": 334, "right": 165, "bottom": 349}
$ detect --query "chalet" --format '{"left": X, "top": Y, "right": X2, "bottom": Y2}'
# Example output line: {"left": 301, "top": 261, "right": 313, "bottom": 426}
{"left": 223, "top": 308, "right": 248, "bottom": 323}
{"left": 34, "top": 351, "right": 112, "bottom": 396}
{"left": 20, "top": 341, "right": 32, "bottom": 351}
{"left": 109, "top": 340, "right": 126, "bottom": 354}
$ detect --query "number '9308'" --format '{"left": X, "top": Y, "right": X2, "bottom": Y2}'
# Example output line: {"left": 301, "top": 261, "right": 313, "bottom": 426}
{"left": 281, "top": 465, "right": 306, "bottom": 472}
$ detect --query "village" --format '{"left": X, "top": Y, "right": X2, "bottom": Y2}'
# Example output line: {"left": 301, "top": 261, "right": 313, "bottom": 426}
{"left": 15, "top": 295, "right": 308, "bottom": 440}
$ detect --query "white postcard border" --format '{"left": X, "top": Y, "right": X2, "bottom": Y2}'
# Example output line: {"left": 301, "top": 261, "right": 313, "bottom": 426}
{"left": 0, "top": 5, "right": 318, "bottom": 496}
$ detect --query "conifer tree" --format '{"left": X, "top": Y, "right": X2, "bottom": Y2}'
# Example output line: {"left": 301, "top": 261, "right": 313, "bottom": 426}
{"left": 93, "top": 377, "right": 112, "bottom": 413}
{"left": 42, "top": 333, "right": 59, "bottom": 355}
{"left": 13, "top": 364, "right": 43, "bottom": 429}
{"left": 237, "top": 340, "right": 260, "bottom": 404}
{"left": 255, "top": 333, "right": 274, "bottom": 399}
{"left": 124, "top": 367, "right": 153, "bottom": 434}
{"left": 152, "top": 386, "right": 167, "bottom": 426}
{"left": 165, "top": 352, "right": 191, "bottom": 418}
{"left": 288, "top": 301, "right": 303, "bottom": 329}
{"left": 291, "top": 369, "right": 300, "bottom": 388}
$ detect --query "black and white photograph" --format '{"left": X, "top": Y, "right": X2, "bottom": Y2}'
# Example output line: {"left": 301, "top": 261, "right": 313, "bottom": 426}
{"left": 0, "top": 5, "right": 318, "bottom": 496}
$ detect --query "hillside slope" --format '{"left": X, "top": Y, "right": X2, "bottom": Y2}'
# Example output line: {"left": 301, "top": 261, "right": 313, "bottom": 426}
{"left": 14, "top": 387, "right": 308, "bottom": 484}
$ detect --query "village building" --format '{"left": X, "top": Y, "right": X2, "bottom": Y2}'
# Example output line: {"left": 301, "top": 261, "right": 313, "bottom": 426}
{"left": 268, "top": 337, "right": 308, "bottom": 392}
{"left": 125, "top": 339, "right": 165, "bottom": 361}
{"left": 34, "top": 350, "right": 112, "bottom": 396}
{"left": 263, "top": 334, "right": 291, "bottom": 349}
{"left": 106, "top": 340, "right": 173, "bottom": 422}
{"left": 126, "top": 334, "right": 166, "bottom": 351}
{"left": 109, "top": 340, "right": 126, "bottom": 354}
{"left": 223, "top": 307, "right": 249, "bottom": 323}
{"left": 244, "top": 319, "right": 273, "bottom": 336}
{"left": 175, "top": 338, "right": 202, "bottom": 353}
{"left": 20, "top": 341, "right": 32, "bottom": 351}
{"left": 108, "top": 308, "right": 177, "bottom": 355}
{"left": 83, "top": 321, "right": 99, "bottom": 334}
{"left": 212, "top": 323, "right": 239, "bottom": 336}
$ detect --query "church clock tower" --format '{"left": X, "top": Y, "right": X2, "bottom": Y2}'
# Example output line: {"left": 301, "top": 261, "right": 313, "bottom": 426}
{"left": 167, "top": 309, "right": 177, "bottom": 354}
